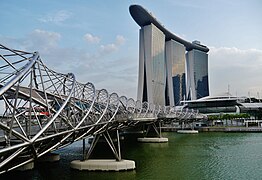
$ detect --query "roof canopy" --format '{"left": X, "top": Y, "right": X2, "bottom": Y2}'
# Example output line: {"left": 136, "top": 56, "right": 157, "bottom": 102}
{"left": 129, "top": 5, "right": 209, "bottom": 52}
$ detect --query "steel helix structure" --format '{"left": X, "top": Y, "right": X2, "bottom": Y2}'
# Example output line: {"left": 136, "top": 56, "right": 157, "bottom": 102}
{"left": 0, "top": 44, "right": 201, "bottom": 173}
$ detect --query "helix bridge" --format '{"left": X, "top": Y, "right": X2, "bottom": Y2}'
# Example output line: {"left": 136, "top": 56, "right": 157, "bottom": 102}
{"left": 0, "top": 44, "right": 205, "bottom": 173}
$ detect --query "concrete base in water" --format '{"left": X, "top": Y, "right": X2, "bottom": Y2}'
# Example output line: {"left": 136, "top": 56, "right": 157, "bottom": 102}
{"left": 137, "top": 137, "right": 168, "bottom": 143}
{"left": 16, "top": 162, "right": 34, "bottom": 171}
{"left": 177, "top": 130, "right": 199, "bottom": 134}
{"left": 37, "top": 153, "right": 60, "bottom": 162}
{"left": 70, "top": 159, "right": 135, "bottom": 171}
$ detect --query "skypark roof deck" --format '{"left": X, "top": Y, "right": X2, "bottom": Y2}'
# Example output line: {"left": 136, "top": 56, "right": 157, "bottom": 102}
{"left": 129, "top": 4, "right": 209, "bottom": 52}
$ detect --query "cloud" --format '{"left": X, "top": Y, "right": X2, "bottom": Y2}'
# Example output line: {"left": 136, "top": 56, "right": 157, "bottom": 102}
{"left": 115, "top": 35, "right": 125, "bottom": 46}
{"left": 209, "top": 47, "right": 262, "bottom": 96}
{"left": 3, "top": 29, "right": 262, "bottom": 99}
{"left": 99, "top": 35, "right": 126, "bottom": 55}
{"left": 38, "top": 10, "right": 72, "bottom": 24}
{"left": 100, "top": 44, "right": 118, "bottom": 54}
{"left": 0, "top": 29, "right": 86, "bottom": 74}
{"left": 82, "top": 34, "right": 126, "bottom": 56}
{"left": 0, "top": 30, "right": 136, "bottom": 98}
{"left": 83, "top": 33, "right": 100, "bottom": 44}
{"left": 25, "top": 29, "right": 61, "bottom": 51}
{"left": 0, "top": 29, "right": 61, "bottom": 54}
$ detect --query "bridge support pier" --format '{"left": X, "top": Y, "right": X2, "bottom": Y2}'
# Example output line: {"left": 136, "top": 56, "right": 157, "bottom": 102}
{"left": 70, "top": 129, "right": 135, "bottom": 171}
{"left": 37, "top": 153, "right": 60, "bottom": 162}
{"left": 15, "top": 162, "right": 34, "bottom": 171}
{"left": 137, "top": 137, "right": 168, "bottom": 143}
{"left": 137, "top": 121, "right": 168, "bottom": 143}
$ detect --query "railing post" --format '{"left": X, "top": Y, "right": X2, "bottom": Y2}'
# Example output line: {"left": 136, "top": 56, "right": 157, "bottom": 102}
{"left": 82, "top": 139, "right": 85, "bottom": 161}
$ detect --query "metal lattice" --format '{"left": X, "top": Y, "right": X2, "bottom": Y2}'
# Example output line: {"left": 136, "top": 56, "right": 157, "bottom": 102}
{"left": 0, "top": 44, "right": 203, "bottom": 173}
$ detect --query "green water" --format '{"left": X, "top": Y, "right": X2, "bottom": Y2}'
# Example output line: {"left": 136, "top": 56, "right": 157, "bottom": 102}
{"left": 2, "top": 132, "right": 262, "bottom": 179}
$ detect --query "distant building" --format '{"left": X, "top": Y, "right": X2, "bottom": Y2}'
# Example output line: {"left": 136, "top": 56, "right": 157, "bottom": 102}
{"left": 185, "top": 93, "right": 240, "bottom": 114}
{"left": 184, "top": 93, "right": 262, "bottom": 119}
{"left": 166, "top": 40, "right": 186, "bottom": 106}
{"left": 130, "top": 5, "right": 209, "bottom": 106}
{"left": 186, "top": 48, "right": 209, "bottom": 100}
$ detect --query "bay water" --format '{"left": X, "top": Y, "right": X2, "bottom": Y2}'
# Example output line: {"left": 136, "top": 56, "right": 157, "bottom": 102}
{"left": 2, "top": 132, "right": 262, "bottom": 179}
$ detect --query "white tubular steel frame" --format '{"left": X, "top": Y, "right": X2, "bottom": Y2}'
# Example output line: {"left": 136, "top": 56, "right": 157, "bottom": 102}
{"left": 0, "top": 44, "right": 200, "bottom": 173}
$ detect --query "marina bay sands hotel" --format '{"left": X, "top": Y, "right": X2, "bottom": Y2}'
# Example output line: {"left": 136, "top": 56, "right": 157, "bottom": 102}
{"left": 130, "top": 5, "right": 209, "bottom": 106}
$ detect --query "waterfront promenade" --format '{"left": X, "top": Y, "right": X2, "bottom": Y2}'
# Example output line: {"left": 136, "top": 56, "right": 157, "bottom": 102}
{"left": 162, "top": 126, "right": 262, "bottom": 132}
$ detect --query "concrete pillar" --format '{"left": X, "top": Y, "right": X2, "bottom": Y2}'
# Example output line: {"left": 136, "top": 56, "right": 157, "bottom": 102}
{"left": 16, "top": 162, "right": 34, "bottom": 171}
{"left": 177, "top": 130, "right": 198, "bottom": 134}
{"left": 70, "top": 159, "right": 135, "bottom": 171}
{"left": 37, "top": 153, "right": 60, "bottom": 162}
{"left": 137, "top": 137, "right": 168, "bottom": 143}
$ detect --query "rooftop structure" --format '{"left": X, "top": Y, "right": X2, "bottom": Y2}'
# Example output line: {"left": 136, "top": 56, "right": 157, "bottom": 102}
{"left": 129, "top": 5, "right": 209, "bottom": 52}
{"left": 184, "top": 93, "right": 262, "bottom": 116}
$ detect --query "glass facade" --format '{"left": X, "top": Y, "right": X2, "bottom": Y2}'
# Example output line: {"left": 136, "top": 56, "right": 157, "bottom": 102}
{"left": 187, "top": 99, "right": 238, "bottom": 114}
{"left": 186, "top": 49, "right": 209, "bottom": 100}
{"left": 132, "top": 5, "right": 210, "bottom": 106}
{"left": 151, "top": 24, "right": 166, "bottom": 105}
{"left": 166, "top": 40, "right": 186, "bottom": 106}
{"left": 137, "top": 24, "right": 209, "bottom": 106}
{"left": 137, "top": 23, "right": 166, "bottom": 106}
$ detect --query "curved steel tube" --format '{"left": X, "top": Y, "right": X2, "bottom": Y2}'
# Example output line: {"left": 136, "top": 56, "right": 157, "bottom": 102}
{"left": 0, "top": 45, "right": 202, "bottom": 173}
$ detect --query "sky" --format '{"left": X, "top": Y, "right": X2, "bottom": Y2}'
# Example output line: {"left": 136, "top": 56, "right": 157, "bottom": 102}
{"left": 1, "top": 0, "right": 262, "bottom": 99}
